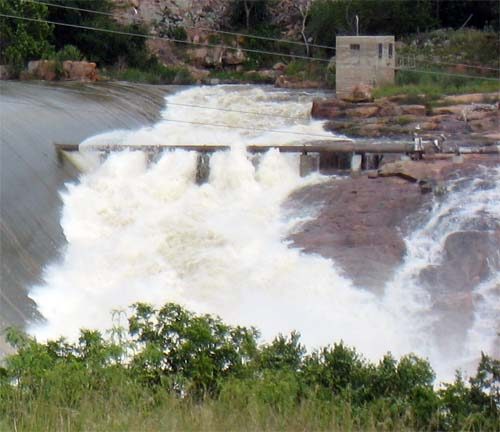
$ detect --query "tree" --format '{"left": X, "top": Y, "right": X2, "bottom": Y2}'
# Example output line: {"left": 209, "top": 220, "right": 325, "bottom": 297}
{"left": 228, "top": 0, "right": 271, "bottom": 30}
{"left": 46, "top": 0, "right": 150, "bottom": 68}
{"left": 0, "top": 0, "right": 54, "bottom": 72}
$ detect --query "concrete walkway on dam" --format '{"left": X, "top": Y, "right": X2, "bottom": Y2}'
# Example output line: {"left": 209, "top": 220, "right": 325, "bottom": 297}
{"left": 0, "top": 80, "right": 174, "bottom": 353}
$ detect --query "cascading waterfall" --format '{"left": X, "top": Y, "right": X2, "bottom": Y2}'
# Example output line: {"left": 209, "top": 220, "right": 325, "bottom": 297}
{"left": 30, "top": 85, "right": 499, "bottom": 381}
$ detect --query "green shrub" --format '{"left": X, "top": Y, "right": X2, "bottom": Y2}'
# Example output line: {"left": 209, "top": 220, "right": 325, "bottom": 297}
{"left": 53, "top": 44, "right": 84, "bottom": 61}
{"left": 0, "top": 302, "right": 498, "bottom": 431}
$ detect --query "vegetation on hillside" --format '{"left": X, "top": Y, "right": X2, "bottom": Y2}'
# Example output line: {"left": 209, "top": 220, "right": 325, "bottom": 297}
{"left": 0, "top": 0, "right": 498, "bottom": 91}
{"left": 0, "top": 302, "right": 498, "bottom": 431}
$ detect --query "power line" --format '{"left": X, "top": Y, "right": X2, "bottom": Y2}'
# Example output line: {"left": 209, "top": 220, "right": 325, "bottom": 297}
{"left": 396, "top": 66, "right": 500, "bottom": 82}
{"left": 1, "top": 13, "right": 331, "bottom": 63}
{"left": 27, "top": 0, "right": 336, "bottom": 51}
{"left": 419, "top": 59, "right": 500, "bottom": 73}
{"left": 4, "top": 13, "right": 498, "bottom": 82}
{"left": 154, "top": 118, "right": 340, "bottom": 139}
{"left": 29, "top": 0, "right": 500, "bottom": 72}
{"left": 165, "top": 102, "right": 311, "bottom": 121}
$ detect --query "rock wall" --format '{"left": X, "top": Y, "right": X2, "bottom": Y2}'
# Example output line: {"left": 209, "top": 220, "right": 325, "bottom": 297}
{"left": 22, "top": 60, "right": 99, "bottom": 81}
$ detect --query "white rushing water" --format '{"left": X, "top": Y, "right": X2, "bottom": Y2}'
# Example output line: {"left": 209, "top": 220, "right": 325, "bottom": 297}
{"left": 30, "top": 86, "right": 499, "bottom": 381}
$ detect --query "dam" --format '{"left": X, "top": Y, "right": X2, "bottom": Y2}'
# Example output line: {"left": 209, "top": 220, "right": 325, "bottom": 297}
{"left": 1, "top": 82, "right": 498, "bottom": 380}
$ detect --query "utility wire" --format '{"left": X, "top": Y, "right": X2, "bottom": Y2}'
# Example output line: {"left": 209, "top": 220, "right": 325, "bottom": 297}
{"left": 6, "top": 12, "right": 497, "bottom": 82}
{"left": 165, "top": 102, "right": 311, "bottom": 121}
{"left": 419, "top": 59, "right": 500, "bottom": 72}
{"left": 0, "top": 13, "right": 331, "bottom": 63}
{"left": 27, "top": 0, "right": 500, "bottom": 72}
{"left": 152, "top": 117, "right": 340, "bottom": 139}
{"left": 26, "top": 0, "right": 336, "bottom": 51}
{"left": 20, "top": 0, "right": 500, "bottom": 74}
{"left": 395, "top": 66, "right": 500, "bottom": 82}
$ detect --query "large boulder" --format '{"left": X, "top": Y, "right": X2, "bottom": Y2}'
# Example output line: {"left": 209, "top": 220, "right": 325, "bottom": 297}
{"left": 378, "top": 160, "right": 450, "bottom": 182}
{"left": 440, "top": 92, "right": 500, "bottom": 105}
{"left": 222, "top": 48, "right": 246, "bottom": 65}
{"left": 275, "top": 75, "right": 323, "bottom": 89}
{"left": 342, "top": 84, "right": 373, "bottom": 102}
{"left": 400, "top": 104, "right": 427, "bottom": 116}
{"left": 287, "top": 175, "right": 431, "bottom": 291}
{"left": 345, "top": 104, "right": 379, "bottom": 118}
{"left": 26, "top": 60, "right": 57, "bottom": 80}
{"left": 311, "top": 98, "right": 350, "bottom": 119}
{"left": 62, "top": 61, "right": 98, "bottom": 81}
{"left": 0, "top": 65, "right": 10, "bottom": 80}
{"left": 187, "top": 46, "right": 246, "bottom": 68}
{"left": 376, "top": 99, "right": 402, "bottom": 117}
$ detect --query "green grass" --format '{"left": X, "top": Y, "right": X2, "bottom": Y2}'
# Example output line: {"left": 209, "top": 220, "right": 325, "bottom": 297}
{"left": 0, "top": 386, "right": 423, "bottom": 432}
{"left": 373, "top": 70, "right": 499, "bottom": 100}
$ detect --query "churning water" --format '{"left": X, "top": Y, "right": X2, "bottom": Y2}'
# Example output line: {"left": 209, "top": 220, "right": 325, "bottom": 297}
{"left": 29, "top": 85, "right": 499, "bottom": 381}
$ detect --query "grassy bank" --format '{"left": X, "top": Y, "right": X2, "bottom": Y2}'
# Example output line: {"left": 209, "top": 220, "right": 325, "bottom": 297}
{"left": 0, "top": 303, "right": 498, "bottom": 431}
{"left": 373, "top": 70, "right": 499, "bottom": 100}
{"left": 105, "top": 63, "right": 194, "bottom": 85}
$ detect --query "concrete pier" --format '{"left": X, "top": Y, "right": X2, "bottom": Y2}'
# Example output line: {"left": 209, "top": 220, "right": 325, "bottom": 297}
{"left": 299, "top": 154, "right": 320, "bottom": 177}
{"left": 350, "top": 154, "right": 362, "bottom": 175}
{"left": 196, "top": 153, "right": 211, "bottom": 184}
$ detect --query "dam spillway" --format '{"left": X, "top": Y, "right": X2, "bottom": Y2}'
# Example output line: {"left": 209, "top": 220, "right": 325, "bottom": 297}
{"left": 1, "top": 83, "right": 498, "bottom": 381}
{"left": 0, "top": 81, "right": 172, "bottom": 348}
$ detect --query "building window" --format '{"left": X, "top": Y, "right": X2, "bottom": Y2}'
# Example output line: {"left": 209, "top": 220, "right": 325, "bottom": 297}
{"left": 378, "top": 43, "right": 383, "bottom": 59}
{"left": 388, "top": 43, "right": 393, "bottom": 59}
{"left": 350, "top": 44, "right": 360, "bottom": 51}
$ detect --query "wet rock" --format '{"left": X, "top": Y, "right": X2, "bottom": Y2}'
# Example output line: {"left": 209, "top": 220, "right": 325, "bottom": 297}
{"left": 287, "top": 176, "right": 430, "bottom": 291}
{"left": 418, "top": 230, "right": 500, "bottom": 349}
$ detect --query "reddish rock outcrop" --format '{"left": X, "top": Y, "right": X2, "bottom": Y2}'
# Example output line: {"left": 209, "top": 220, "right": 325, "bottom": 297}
{"left": 23, "top": 60, "right": 99, "bottom": 81}
{"left": 26, "top": 60, "right": 57, "bottom": 81}
{"left": 286, "top": 155, "right": 499, "bottom": 292}
{"left": 342, "top": 83, "right": 374, "bottom": 102}
{"left": 275, "top": 75, "right": 324, "bottom": 89}
{"left": 62, "top": 61, "right": 99, "bottom": 81}
{"left": 287, "top": 176, "right": 430, "bottom": 291}
{"left": 313, "top": 94, "right": 499, "bottom": 143}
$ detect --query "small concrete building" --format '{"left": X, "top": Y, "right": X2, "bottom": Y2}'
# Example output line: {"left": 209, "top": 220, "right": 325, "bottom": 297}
{"left": 335, "top": 36, "right": 395, "bottom": 99}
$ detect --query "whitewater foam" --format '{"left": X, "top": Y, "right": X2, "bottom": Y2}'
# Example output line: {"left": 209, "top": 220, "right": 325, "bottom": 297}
{"left": 30, "top": 86, "right": 499, "bottom": 381}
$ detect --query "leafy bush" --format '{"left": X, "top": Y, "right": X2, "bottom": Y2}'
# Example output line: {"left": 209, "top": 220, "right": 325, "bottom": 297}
{"left": 0, "top": 0, "right": 54, "bottom": 75}
{"left": 53, "top": 44, "right": 84, "bottom": 61}
{"left": 0, "top": 302, "right": 498, "bottom": 431}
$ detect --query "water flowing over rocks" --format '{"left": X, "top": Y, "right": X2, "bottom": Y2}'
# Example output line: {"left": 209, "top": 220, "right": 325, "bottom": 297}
{"left": 287, "top": 176, "right": 431, "bottom": 291}
{"left": 287, "top": 155, "right": 500, "bottom": 295}
{"left": 419, "top": 230, "right": 500, "bottom": 354}
{"left": 2, "top": 83, "right": 498, "bottom": 380}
